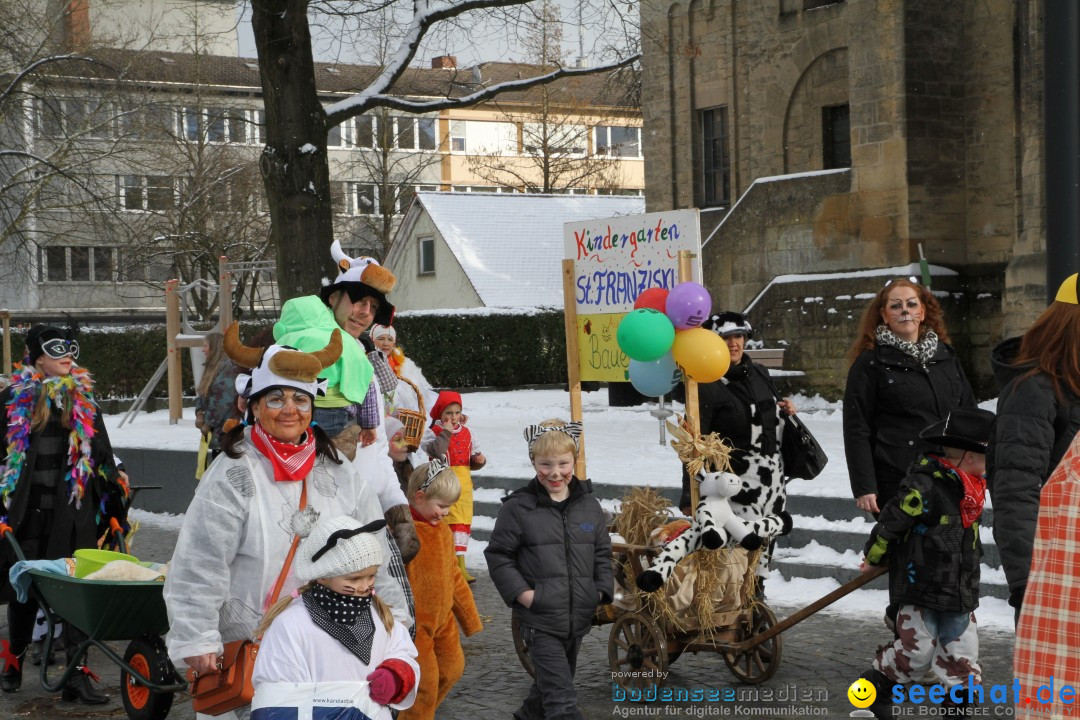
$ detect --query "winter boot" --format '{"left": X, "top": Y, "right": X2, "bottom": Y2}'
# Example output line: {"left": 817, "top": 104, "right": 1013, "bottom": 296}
{"left": 0, "top": 651, "right": 24, "bottom": 693}
{"left": 61, "top": 666, "right": 108, "bottom": 705}
{"left": 457, "top": 555, "right": 476, "bottom": 584}
{"left": 860, "top": 669, "right": 893, "bottom": 720}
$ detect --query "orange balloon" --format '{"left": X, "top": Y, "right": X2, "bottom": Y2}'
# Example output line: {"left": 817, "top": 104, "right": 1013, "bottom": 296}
{"left": 671, "top": 328, "right": 730, "bottom": 383}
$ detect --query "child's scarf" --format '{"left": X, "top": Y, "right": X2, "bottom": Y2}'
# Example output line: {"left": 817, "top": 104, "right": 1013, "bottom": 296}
{"left": 935, "top": 455, "right": 986, "bottom": 528}
{"left": 1, "top": 365, "right": 97, "bottom": 509}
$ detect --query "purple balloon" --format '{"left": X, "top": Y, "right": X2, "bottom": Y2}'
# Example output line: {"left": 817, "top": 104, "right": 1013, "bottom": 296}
{"left": 665, "top": 282, "right": 712, "bottom": 329}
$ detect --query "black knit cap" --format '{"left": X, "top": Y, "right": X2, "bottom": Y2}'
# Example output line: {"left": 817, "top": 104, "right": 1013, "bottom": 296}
{"left": 25, "top": 324, "right": 76, "bottom": 365}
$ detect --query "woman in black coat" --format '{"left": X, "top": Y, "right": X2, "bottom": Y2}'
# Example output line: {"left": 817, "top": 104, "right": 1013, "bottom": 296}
{"left": 679, "top": 312, "right": 797, "bottom": 584}
{"left": 843, "top": 279, "right": 975, "bottom": 517}
{"left": 0, "top": 325, "right": 127, "bottom": 703}
{"left": 987, "top": 274, "right": 1080, "bottom": 617}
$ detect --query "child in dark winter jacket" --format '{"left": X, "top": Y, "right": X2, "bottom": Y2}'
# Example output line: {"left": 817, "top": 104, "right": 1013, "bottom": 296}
{"left": 857, "top": 407, "right": 995, "bottom": 719}
{"left": 485, "top": 419, "right": 613, "bottom": 720}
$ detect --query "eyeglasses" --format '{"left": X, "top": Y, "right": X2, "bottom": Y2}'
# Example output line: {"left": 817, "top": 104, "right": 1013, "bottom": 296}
{"left": 40, "top": 338, "right": 79, "bottom": 360}
{"left": 263, "top": 391, "right": 313, "bottom": 411}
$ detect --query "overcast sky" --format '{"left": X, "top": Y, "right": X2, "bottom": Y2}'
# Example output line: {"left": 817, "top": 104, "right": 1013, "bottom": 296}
{"left": 234, "top": 1, "right": 633, "bottom": 69}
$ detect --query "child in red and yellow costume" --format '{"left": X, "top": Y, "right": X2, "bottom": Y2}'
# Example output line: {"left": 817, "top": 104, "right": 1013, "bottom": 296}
{"left": 424, "top": 391, "right": 485, "bottom": 582}
{"left": 400, "top": 459, "right": 482, "bottom": 720}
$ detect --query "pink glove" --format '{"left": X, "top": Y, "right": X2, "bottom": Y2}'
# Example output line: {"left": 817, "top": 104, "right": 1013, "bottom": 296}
{"left": 367, "top": 667, "right": 401, "bottom": 705}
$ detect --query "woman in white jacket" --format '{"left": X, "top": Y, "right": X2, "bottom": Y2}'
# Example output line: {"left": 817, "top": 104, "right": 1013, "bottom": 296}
{"left": 163, "top": 324, "right": 411, "bottom": 720}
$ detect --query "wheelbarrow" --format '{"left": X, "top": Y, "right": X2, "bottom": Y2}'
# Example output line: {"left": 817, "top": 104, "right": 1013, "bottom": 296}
{"left": 1, "top": 518, "right": 187, "bottom": 720}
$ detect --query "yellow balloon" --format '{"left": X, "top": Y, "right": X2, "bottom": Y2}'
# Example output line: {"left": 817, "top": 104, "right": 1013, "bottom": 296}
{"left": 671, "top": 328, "right": 731, "bottom": 383}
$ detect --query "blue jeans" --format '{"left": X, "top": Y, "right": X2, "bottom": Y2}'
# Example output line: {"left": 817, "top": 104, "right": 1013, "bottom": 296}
{"left": 313, "top": 405, "right": 359, "bottom": 438}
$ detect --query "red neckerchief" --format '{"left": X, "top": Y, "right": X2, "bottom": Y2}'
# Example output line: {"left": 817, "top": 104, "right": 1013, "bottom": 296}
{"left": 933, "top": 455, "right": 986, "bottom": 528}
{"left": 251, "top": 424, "right": 317, "bottom": 482}
{"left": 409, "top": 505, "right": 439, "bottom": 526}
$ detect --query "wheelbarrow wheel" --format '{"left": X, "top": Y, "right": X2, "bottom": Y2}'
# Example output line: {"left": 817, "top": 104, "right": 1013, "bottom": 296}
{"left": 121, "top": 635, "right": 174, "bottom": 720}
{"left": 608, "top": 611, "right": 668, "bottom": 690}
{"left": 723, "top": 604, "right": 782, "bottom": 684}
{"left": 511, "top": 614, "right": 535, "bottom": 678}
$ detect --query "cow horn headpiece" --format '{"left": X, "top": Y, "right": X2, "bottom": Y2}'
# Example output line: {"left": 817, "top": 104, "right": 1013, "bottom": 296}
{"left": 318, "top": 240, "right": 397, "bottom": 326}
{"left": 224, "top": 322, "right": 342, "bottom": 399}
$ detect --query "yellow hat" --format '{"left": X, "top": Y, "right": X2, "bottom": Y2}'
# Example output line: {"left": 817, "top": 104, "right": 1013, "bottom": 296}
{"left": 1055, "top": 273, "right": 1079, "bottom": 305}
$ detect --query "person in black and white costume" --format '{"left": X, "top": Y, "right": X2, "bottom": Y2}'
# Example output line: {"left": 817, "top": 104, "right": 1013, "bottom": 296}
{"left": 678, "top": 312, "right": 797, "bottom": 587}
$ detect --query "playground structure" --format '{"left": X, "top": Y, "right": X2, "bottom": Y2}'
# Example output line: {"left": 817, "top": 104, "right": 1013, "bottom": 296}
{"left": 120, "top": 257, "right": 278, "bottom": 426}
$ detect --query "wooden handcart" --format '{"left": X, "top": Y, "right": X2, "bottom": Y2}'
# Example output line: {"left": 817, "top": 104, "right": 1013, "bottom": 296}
{"left": 512, "top": 542, "right": 886, "bottom": 690}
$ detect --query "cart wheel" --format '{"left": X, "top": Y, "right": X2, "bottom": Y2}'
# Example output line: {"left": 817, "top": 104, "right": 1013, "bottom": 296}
{"left": 121, "top": 635, "right": 175, "bottom": 720}
{"left": 608, "top": 611, "right": 668, "bottom": 689}
{"left": 723, "top": 604, "right": 782, "bottom": 684}
{"left": 511, "top": 615, "right": 535, "bottom": 678}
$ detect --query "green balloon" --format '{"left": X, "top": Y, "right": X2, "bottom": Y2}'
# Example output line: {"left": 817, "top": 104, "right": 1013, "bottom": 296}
{"left": 616, "top": 309, "right": 676, "bottom": 362}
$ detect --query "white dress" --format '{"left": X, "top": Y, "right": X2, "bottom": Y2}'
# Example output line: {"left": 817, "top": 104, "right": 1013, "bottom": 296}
{"left": 163, "top": 432, "right": 411, "bottom": 665}
{"left": 252, "top": 600, "right": 419, "bottom": 719}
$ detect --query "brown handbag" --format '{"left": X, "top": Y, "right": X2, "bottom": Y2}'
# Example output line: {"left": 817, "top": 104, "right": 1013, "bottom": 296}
{"left": 188, "top": 481, "right": 307, "bottom": 716}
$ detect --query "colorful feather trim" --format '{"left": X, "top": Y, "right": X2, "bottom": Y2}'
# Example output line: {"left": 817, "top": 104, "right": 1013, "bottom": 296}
{"left": 1, "top": 365, "right": 98, "bottom": 508}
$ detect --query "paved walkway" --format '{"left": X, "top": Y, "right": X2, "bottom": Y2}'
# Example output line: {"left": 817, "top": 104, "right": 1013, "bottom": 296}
{"left": 0, "top": 519, "right": 1017, "bottom": 720}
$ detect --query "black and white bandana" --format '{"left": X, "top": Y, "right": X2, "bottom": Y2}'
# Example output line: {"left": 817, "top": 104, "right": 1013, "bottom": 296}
{"left": 303, "top": 584, "right": 376, "bottom": 665}
{"left": 875, "top": 324, "right": 939, "bottom": 365}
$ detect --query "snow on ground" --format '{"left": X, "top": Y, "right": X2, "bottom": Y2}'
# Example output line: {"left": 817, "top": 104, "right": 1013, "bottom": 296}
{"left": 111, "top": 387, "right": 1017, "bottom": 631}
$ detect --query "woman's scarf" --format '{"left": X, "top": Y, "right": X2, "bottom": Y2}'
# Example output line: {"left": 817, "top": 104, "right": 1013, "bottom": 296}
{"left": 875, "top": 325, "right": 940, "bottom": 365}
{"left": 303, "top": 583, "right": 376, "bottom": 665}
{"left": 1, "top": 365, "right": 98, "bottom": 508}
{"left": 251, "top": 424, "right": 316, "bottom": 482}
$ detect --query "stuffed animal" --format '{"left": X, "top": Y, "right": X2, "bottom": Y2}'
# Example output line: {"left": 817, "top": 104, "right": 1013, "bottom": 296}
{"left": 635, "top": 417, "right": 792, "bottom": 593}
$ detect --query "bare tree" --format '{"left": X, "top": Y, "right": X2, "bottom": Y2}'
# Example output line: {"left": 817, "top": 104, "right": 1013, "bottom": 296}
{"left": 249, "top": 0, "right": 639, "bottom": 301}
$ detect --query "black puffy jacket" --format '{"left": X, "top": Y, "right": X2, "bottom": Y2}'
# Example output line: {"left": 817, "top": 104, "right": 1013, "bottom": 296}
{"left": 987, "top": 337, "right": 1080, "bottom": 596}
{"left": 843, "top": 342, "right": 975, "bottom": 499}
{"left": 864, "top": 455, "right": 982, "bottom": 612}
{"left": 484, "top": 477, "right": 613, "bottom": 638}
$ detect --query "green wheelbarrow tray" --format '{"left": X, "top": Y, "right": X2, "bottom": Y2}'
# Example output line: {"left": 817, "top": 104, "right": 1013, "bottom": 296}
{"left": 26, "top": 570, "right": 170, "bottom": 640}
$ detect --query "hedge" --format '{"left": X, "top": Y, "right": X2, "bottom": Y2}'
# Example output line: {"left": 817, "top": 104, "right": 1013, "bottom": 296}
{"left": 1, "top": 309, "right": 571, "bottom": 399}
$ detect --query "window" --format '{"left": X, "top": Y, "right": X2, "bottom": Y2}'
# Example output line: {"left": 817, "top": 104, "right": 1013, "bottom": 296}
{"left": 330, "top": 181, "right": 347, "bottom": 214}
{"left": 419, "top": 237, "right": 435, "bottom": 275}
{"left": 179, "top": 107, "right": 253, "bottom": 144}
{"left": 355, "top": 116, "right": 376, "bottom": 149}
{"left": 120, "top": 175, "right": 174, "bottom": 211}
{"left": 250, "top": 109, "right": 266, "bottom": 144}
{"left": 524, "top": 123, "right": 586, "bottom": 156}
{"left": 597, "top": 188, "right": 645, "bottom": 196}
{"left": 354, "top": 183, "right": 377, "bottom": 215}
{"left": 822, "top": 103, "right": 851, "bottom": 169}
{"left": 418, "top": 118, "right": 437, "bottom": 150}
{"left": 700, "top": 106, "right": 730, "bottom": 207}
{"left": 450, "top": 120, "right": 466, "bottom": 152}
{"left": 37, "top": 97, "right": 111, "bottom": 139}
{"left": 595, "top": 126, "right": 641, "bottom": 157}
{"left": 120, "top": 103, "right": 176, "bottom": 140}
{"left": 328, "top": 118, "right": 354, "bottom": 148}
{"left": 396, "top": 184, "right": 439, "bottom": 214}
{"left": 40, "top": 246, "right": 117, "bottom": 282}
{"left": 396, "top": 117, "right": 416, "bottom": 149}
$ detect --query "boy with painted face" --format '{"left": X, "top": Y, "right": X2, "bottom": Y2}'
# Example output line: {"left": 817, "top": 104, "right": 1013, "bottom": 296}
{"left": 485, "top": 420, "right": 612, "bottom": 720}
{"left": 857, "top": 407, "right": 994, "bottom": 719}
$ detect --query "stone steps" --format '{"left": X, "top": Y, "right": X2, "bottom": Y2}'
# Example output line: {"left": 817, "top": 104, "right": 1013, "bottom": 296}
{"left": 469, "top": 475, "right": 1009, "bottom": 600}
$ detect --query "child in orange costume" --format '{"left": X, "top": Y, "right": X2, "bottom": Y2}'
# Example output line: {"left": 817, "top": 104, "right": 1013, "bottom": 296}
{"left": 399, "top": 458, "right": 483, "bottom": 720}
{"left": 423, "top": 391, "right": 485, "bottom": 582}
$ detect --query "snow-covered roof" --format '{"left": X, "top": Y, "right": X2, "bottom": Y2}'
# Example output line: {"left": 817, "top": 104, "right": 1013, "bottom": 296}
{"left": 408, "top": 192, "right": 645, "bottom": 308}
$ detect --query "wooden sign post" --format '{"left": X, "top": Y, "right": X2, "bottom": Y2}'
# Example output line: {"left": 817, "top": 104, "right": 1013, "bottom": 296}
{"left": 562, "top": 209, "right": 704, "bottom": 482}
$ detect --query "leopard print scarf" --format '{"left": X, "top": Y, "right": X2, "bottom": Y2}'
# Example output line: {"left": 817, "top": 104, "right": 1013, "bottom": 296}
{"left": 875, "top": 325, "right": 939, "bottom": 365}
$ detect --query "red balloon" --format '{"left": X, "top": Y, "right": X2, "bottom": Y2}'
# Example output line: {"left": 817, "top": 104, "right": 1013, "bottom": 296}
{"left": 634, "top": 288, "right": 669, "bottom": 312}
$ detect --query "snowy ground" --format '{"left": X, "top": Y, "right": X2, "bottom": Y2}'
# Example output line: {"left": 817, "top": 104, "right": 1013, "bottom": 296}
{"left": 112, "top": 387, "right": 1015, "bottom": 633}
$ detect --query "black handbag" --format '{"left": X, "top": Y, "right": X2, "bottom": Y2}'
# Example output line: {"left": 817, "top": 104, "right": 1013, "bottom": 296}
{"left": 780, "top": 413, "right": 828, "bottom": 480}
{"left": 759, "top": 368, "right": 828, "bottom": 480}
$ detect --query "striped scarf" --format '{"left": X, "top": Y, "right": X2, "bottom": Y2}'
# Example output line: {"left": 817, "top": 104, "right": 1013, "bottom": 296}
{"left": 251, "top": 423, "right": 316, "bottom": 482}
{"left": 1, "top": 365, "right": 98, "bottom": 509}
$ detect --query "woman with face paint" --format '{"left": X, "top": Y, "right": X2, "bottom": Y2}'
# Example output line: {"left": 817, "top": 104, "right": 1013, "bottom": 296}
{"left": 843, "top": 279, "right": 975, "bottom": 519}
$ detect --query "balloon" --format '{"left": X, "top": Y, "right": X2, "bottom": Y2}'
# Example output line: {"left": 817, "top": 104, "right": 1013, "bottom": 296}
{"left": 634, "top": 288, "right": 669, "bottom": 313}
{"left": 665, "top": 282, "right": 712, "bottom": 330}
{"left": 628, "top": 353, "right": 682, "bottom": 397}
{"left": 671, "top": 327, "right": 730, "bottom": 382}
{"left": 616, "top": 309, "right": 676, "bottom": 362}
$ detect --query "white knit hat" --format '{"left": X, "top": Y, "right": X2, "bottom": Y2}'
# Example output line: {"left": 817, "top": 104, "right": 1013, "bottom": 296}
{"left": 384, "top": 415, "right": 405, "bottom": 439}
{"left": 295, "top": 515, "right": 386, "bottom": 583}
{"left": 370, "top": 324, "right": 396, "bottom": 341}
